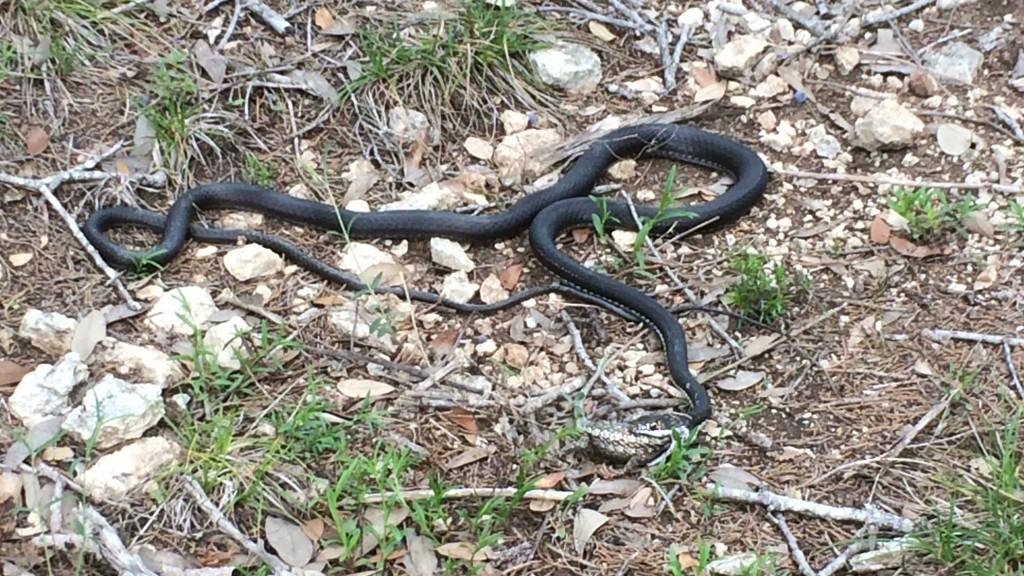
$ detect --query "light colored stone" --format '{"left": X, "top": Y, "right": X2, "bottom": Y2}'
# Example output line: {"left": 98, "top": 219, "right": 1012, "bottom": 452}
{"left": 327, "top": 301, "right": 396, "bottom": 353}
{"left": 18, "top": 309, "right": 76, "bottom": 356}
{"left": 338, "top": 242, "right": 398, "bottom": 275}
{"left": 529, "top": 41, "right": 602, "bottom": 94}
{"left": 381, "top": 181, "right": 463, "bottom": 211}
{"left": 713, "top": 35, "right": 767, "bottom": 78}
{"left": 223, "top": 243, "right": 284, "bottom": 281}
{"left": 430, "top": 238, "right": 475, "bottom": 271}
{"left": 500, "top": 110, "right": 531, "bottom": 133}
{"left": 479, "top": 274, "right": 510, "bottom": 305}
{"left": 145, "top": 286, "right": 218, "bottom": 336}
{"left": 9, "top": 353, "right": 87, "bottom": 428}
{"left": 834, "top": 46, "right": 860, "bottom": 75}
{"left": 63, "top": 375, "right": 164, "bottom": 449}
{"left": 93, "top": 341, "right": 184, "bottom": 389}
{"left": 607, "top": 160, "right": 636, "bottom": 181}
{"left": 438, "top": 271, "right": 479, "bottom": 304}
{"left": 388, "top": 107, "right": 431, "bottom": 143}
{"left": 807, "top": 125, "right": 841, "bottom": 159}
{"left": 80, "top": 437, "right": 182, "bottom": 502}
{"left": 492, "top": 128, "right": 562, "bottom": 184}
{"left": 851, "top": 100, "right": 924, "bottom": 151}
{"left": 202, "top": 317, "right": 252, "bottom": 371}
{"left": 923, "top": 41, "right": 983, "bottom": 84}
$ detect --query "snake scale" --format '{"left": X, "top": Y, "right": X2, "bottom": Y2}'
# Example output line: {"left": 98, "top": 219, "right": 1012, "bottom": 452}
{"left": 84, "top": 123, "right": 770, "bottom": 464}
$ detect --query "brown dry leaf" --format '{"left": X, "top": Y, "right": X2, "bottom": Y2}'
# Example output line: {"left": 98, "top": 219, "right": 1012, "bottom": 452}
{"left": 870, "top": 215, "right": 891, "bottom": 244}
{"left": 716, "top": 370, "right": 765, "bottom": 392}
{"left": 71, "top": 309, "right": 107, "bottom": 359}
{"left": 436, "top": 542, "right": 491, "bottom": 561}
{"left": 588, "top": 20, "right": 617, "bottom": 42}
{"left": 360, "top": 507, "right": 409, "bottom": 556}
{"left": 533, "top": 471, "right": 566, "bottom": 489}
{"left": 312, "top": 295, "right": 347, "bottom": 307}
{"left": 589, "top": 478, "right": 643, "bottom": 495}
{"left": 337, "top": 378, "right": 395, "bottom": 399}
{"left": 691, "top": 64, "right": 717, "bottom": 87}
{"left": 193, "top": 39, "right": 226, "bottom": 84}
{"left": 403, "top": 534, "right": 438, "bottom": 576}
{"left": 302, "top": 518, "right": 324, "bottom": 542}
{"left": 973, "top": 261, "right": 1000, "bottom": 291}
{"left": 444, "top": 407, "right": 478, "bottom": 433}
{"left": 499, "top": 263, "right": 524, "bottom": 290}
{"left": 444, "top": 446, "right": 491, "bottom": 470}
{"left": 314, "top": 6, "right": 335, "bottom": 29}
{"left": 573, "top": 508, "right": 609, "bottom": 553}
{"left": 571, "top": 228, "right": 590, "bottom": 243}
{"left": 964, "top": 211, "right": 995, "bottom": 237}
{"left": 26, "top": 126, "right": 49, "bottom": 155}
{"left": 694, "top": 80, "right": 727, "bottom": 103}
{"left": 265, "top": 516, "right": 314, "bottom": 568}
{"left": 40, "top": 446, "right": 74, "bottom": 461}
{"left": 889, "top": 236, "right": 942, "bottom": 258}
{"left": 529, "top": 498, "right": 557, "bottom": 512}
{"left": 708, "top": 465, "right": 762, "bottom": 490}
{"left": 0, "top": 360, "right": 32, "bottom": 386}
{"left": 675, "top": 552, "right": 702, "bottom": 571}
{"left": 9, "top": 252, "right": 33, "bottom": 267}
{"left": 743, "top": 334, "right": 780, "bottom": 357}
{"left": 0, "top": 472, "right": 23, "bottom": 506}
{"left": 429, "top": 328, "right": 460, "bottom": 357}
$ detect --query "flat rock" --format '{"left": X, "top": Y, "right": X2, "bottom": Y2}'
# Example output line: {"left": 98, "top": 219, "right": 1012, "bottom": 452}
{"left": 9, "top": 353, "right": 87, "bottom": 428}
{"left": 63, "top": 375, "right": 164, "bottom": 449}
{"left": 202, "top": 316, "right": 252, "bottom": 371}
{"left": 430, "top": 238, "right": 475, "bottom": 271}
{"left": 529, "top": 41, "right": 602, "bottom": 94}
{"left": 714, "top": 35, "right": 767, "bottom": 78}
{"left": 223, "top": 244, "right": 284, "bottom": 281}
{"left": 145, "top": 286, "right": 218, "bottom": 336}
{"left": 79, "top": 437, "right": 182, "bottom": 502}
{"left": 851, "top": 100, "right": 924, "bottom": 151}
{"left": 18, "top": 309, "right": 76, "bottom": 357}
{"left": 92, "top": 340, "right": 185, "bottom": 389}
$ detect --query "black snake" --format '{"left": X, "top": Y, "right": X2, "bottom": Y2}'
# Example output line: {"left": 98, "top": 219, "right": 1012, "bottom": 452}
{"left": 84, "top": 123, "right": 770, "bottom": 456}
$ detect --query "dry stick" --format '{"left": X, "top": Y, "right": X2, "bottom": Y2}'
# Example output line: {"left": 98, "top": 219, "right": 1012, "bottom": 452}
{"left": 538, "top": 6, "right": 645, "bottom": 32}
{"left": 818, "top": 526, "right": 878, "bottom": 576}
{"left": 358, "top": 486, "right": 575, "bottom": 506}
{"left": 776, "top": 167, "right": 1024, "bottom": 194}
{"left": 862, "top": 0, "right": 936, "bottom": 26}
{"left": 0, "top": 142, "right": 166, "bottom": 311}
{"left": 1002, "top": 341, "right": 1024, "bottom": 400}
{"left": 921, "top": 328, "right": 1024, "bottom": 347}
{"left": 768, "top": 512, "right": 817, "bottom": 576}
{"left": 181, "top": 476, "right": 299, "bottom": 576}
{"left": 216, "top": 0, "right": 246, "bottom": 51}
{"left": 561, "top": 310, "right": 631, "bottom": 403}
{"left": 706, "top": 485, "right": 915, "bottom": 533}
{"left": 752, "top": 0, "right": 825, "bottom": 35}
{"left": 242, "top": 0, "right": 292, "bottom": 35}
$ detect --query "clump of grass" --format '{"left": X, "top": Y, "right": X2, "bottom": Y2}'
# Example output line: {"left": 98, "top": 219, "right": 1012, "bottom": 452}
{"left": 142, "top": 50, "right": 200, "bottom": 165}
{"left": 243, "top": 153, "right": 278, "bottom": 187}
{"left": 725, "top": 252, "right": 807, "bottom": 327}
{"left": 913, "top": 412, "right": 1023, "bottom": 575}
{"left": 887, "top": 186, "right": 978, "bottom": 242}
{"left": 350, "top": 0, "right": 552, "bottom": 137}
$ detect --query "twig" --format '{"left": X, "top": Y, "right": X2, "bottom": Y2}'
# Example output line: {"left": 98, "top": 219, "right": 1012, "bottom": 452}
{"left": 1003, "top": 341, "right": 1024, "bottom": 400}
{"left": 775, "top": 168, "right": 1024, "bottom": 194}
{"left": 752, "top": 0, "right": 825, "bottom": 35}
{"left": 216, "top": 0, "right": 245, "bottom": 51}
{"left": 561, "top": 310, "right": 630, "bottom": 403}
{"left": 921, "top": 328, "right": 1024, "bottom": 347}
{"left": 989, "top": 105, "right": 1024, "bottom": 143}
{"left": 768, "top": 512, "right": 816, "bottom": 576}
{"left": 358, "top": 486, "right": 575, "bottom": 505}
{"left": 819, "top": 527, "right": 879, "bottom": 576}
{"left": 181, "top": 475, "right": 299, "bottom": 576}
{"left": 863, "top": 0, "right": 936, "bottom": 26}
{"left": 0, "top": 142, "right": 166, "bottom": 311}
{"left": 242, "top": 0, "right": 292, "bottom": 35}
{"left": 537, "top": 6, "right": 647, "bottom": 32}
{"left": 705, "top": 485, "right": 915, "bottom": 533}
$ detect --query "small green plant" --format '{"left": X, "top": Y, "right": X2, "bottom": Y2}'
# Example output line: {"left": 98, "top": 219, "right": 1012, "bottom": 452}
{"left": 887, "top": 186, "right": 978, "bottom": 242}
{"left": 666, "top": 538, "right": 714, "bottom": 576}
{"left": 244, "top": 153, "right": 278, "bottom": 187}
{"left": 651, "top": 428, "right": 711, "bottom": 484}
{"left": 142, "top": 50, "right": 201, "bottom": 164}
{"left": 1005, "top": 200, "right": 1024, "bottom": 239}
{"left": 590, "top": 195, "right": 617, "bottom": 244}
{"left": 913, "top": 411, "right": 1023, "bottom": 575}
{"left": 633, "top": 165, "right": 697, "bottom": 270}
{"left": 725, "top": 252, "right": 807, "bottom": 327}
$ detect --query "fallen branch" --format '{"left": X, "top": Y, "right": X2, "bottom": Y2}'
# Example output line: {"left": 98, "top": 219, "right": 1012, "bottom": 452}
{"left": 705, "top": 484, "right": 915, "bottom": 533}
{"left": 776, "top": 168, "right": 1024, "bottom": 194}
{"left": 0, "top": 142, "right": 166, "bottom": 311}
{"left": 921, "top": 328, "right": 1024, "bottom": 347}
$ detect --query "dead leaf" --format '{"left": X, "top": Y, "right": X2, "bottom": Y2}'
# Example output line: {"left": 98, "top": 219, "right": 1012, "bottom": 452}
{"left": 743, "top": 334, "right": 780, "bottom": 357}
{"left": 533, "top": 471, "right": 566, "bottom": 489}
{"left": 302, "top": 518, "right": 324, "bottom": 542}
{"left": 588, "top": 21, "right": 616, "bottom": 42}
{"left": 913, "top": 358, "right": 934, "bottom": 375}
{"left": 889, "top": 236, "right": 942, "bottom": 258}
{"left": 193, "top": 39, "right": 226, "bottom": 84}
{"left": 716, "top": 370, "right": 765, "bottom": 391}
{"left": 314, "top": 7, "right": 335, "bottom": 29}
{"left": 499, "top": 263, "right": 523, "bottom": 290}
{"left": 973, "top": 261, "right": 999, "bottom": 291}
{"left": 708, "top": 465, "right": 762, "bottom": 490}
{"left": 870, "top": 215, "right": 891, "bottom": 244}
{"left": 589, "top": 478, "right": 643, "bottom": 495}
{"left": 336, "top": 378, "right": 395, "bottom": 399}
{"left": 403, "top": 534, "right": 438, "bottom": 576}
{"left": 312, "top": 295, "right": 347, "bottom": 307}
{"left": 71, "top": 309, "right": 107, "bottom": 359}
{"left": 429, "top": 329, "right": 460, "bottom": 357}
{"left": 691, "top": 64, "right": 717, "bottom": 87}
{"left": 0, "top": 472, "right": 23, "bottom": 506}
{"left": 573, "top": 508, "right": 609, "bottom": 553}
{"left": 358, "top": 262, "right": 409, "bottom": 287}
{"left": 444, "top": 446, "right": 491, "bottom": 470}
{"left": 287, "top": 69, "right": 339, "bottom": 101}
{"left": 571, "top": 228, "right": 590, "bottom": 243}
{"left": 436, "top": 542, "right": 491, "bottom": 561}
{"left": 444, "top": 407, "right": 478, "bottom": 433}
{"left": 463, "top": 136, "right": 493, "bottom": 160}
{"left": 359, "top": 507, "right": 409, "bottom": 556}
{"left": 964, "top": 212, "right": 995, "bottom": 237}
{"left": 694, "top": 80, "right": 727, "bottom": 103}
{"left": 265, "top": 516, "right": 313, "bottom": 568}
{"left": 26, "top": 126, "right": 49, "bottom": 155}
{"left": 0, "top": 360, "right": 32, "bottom": 386}
{"left": 8, "top": 252, "right": 32, "bottom": 267}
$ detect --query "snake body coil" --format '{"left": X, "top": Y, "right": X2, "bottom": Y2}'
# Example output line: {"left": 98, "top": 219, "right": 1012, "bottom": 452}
{"left": 85, "top": 123, "right": 769, "bottom": 433}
